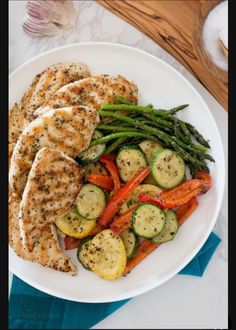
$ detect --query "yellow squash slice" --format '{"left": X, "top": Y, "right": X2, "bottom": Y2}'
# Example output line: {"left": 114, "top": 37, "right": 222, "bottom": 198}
{"left": 88, "top": 229, "right": 127, "bottom": 280}
{"left": 55, "top": 208, "right": 96, "bottom": 238}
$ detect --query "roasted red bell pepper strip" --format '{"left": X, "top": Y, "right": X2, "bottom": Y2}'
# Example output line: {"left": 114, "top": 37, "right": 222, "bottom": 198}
{"left": 138, "top": 183, "right": 201, "bottom": 207}
{"left": 99, "top": 155, "right": 121, "bottom": 194}
{"left": 98, "top": 167, "right": 150, "bottom": 228}
{"left": 110, "top": 206, "right": 137, "bottom": 235}
{"left": 194, "top": 171, "right": 212, "bottom": 194}
{"left": 138, "top": 179, "right": 202, "bottom": 208}
{"left": 105, "top": 152, "right": 116, "bottom": 162}
{"left": 175, "top": 196, "right": 199, "bottom": 225}
{"left": 64, "top": 236, "right": 81, "bottom": 250}
{"left": 87, "top": 173, "right": 114, "bottom": 190}
{"left": 138, "top": 193, "right": 175, "bottom": 208}
{"left": 124, "top": 197, "right": 199, "bottom": 275}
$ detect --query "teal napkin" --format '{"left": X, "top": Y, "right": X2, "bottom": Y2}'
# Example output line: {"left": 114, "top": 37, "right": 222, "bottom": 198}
{"left": 9, "top": 231, "right": 221, "bottom": 330}
{"left": 178, "top": 231, "right": 221, "bottom": 276}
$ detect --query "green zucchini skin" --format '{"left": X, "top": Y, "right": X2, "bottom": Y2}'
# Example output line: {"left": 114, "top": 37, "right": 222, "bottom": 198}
{"left": 139, "top": 139, "right": 163, "bottom": 164}
{"left": 83, "top": 162, "right": 107, "bottom": 183}
{"left": 132, "top": 203, "right": 166, "bottom": 239}
{"left": 152, "top": 209, "right": 179, "bottom": 243}
{"left": 77, "top": 237, "right": 93, "bottom": 270}
{"left": 116, "top": 145, "right": 147, "bottom": 182}
{"left": 120, "top": 228, "right": 138, "bottom": 259}
{"left": 150, "top": 148, "right": 185, "bottom": 189}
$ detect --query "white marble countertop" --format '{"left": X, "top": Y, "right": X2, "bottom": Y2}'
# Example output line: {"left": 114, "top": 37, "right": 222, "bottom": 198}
{"left": 9, "top": 1, "right": 228, "bottom": 328}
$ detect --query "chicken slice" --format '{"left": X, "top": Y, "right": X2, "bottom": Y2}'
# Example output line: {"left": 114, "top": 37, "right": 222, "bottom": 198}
{"left": 9, "top": 103, "right": 26, "bottom": 145}
{"left": 19, "top": 147, "right": 84, "bottom": 252}
{"left": 9, "top": 193, "right": 28, "bottom": 259}
{"left": 33, "top": 75, "right": 138, "bottom": 118}
{"left": 8, "top": 143, "right": 15, "bottom": 170}
{"left": 9, "top": 193, "right": 77, "bottom": 275}
{"left": 9, "top": 62, "right": 91, "bottom": 144}
{"left": 9, "top": 105, "right": 99, "bottom": 195}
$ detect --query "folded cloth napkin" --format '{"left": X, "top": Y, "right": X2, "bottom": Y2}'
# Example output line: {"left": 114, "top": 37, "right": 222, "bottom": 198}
{"left": 9, "top": 231, "right": 221, "bottom": 330}
{"left": 178, "top": 231, "right": 221, "bottom": 276}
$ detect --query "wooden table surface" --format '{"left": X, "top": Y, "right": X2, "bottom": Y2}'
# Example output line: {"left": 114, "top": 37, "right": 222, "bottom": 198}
{"left": 98, "top": 0, "right": 228, "bottom": 110}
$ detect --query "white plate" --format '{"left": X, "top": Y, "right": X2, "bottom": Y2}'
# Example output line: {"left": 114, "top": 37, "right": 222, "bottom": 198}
{"left": 9, "top": 42, "right": 225, "bottom": 303}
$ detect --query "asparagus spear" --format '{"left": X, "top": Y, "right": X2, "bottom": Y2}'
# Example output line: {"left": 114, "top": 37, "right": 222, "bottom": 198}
{"left": 141, "top": 112, "right": 174, "bottom": 130}
{"left": 185, "top": 123, "right": 210, "bottom": 148}
{"left": 104, "top": 137, "right": 128, "bottom": 154}
{"left": 204, "top": 154, "right": 215, "bottom": 162}
{"left": 115, "top": 96, "right": 188, "bottom": 114}
{"left": 101, "top": 103, "right": 189, "bottom": 121}
{"left": 99, "top": 110, "right": 207, "bottom": 168}
{"left": 102, "top": 103, "right": 210, "bottom": 149}
{"left": 174, "top": 118, "right": 187, "bottom": 142}
{"left": 116, "top": 96, "right": 133, "bottom": 105}
{"left": 90, "top": 131, "right": 157, "bottom": 146}
{"left": 179, "top": 121, "right": 192, "bottom": 143}
{"left": 101, "top": 104, "right": 210, "bottom": 148}
{"left": 101, "top": 104, "right": 175, "bottom": 120}
{"left": 99, "top": 110, "right": 207, "bottom": 156}
{"left": 97, "top": 124, "right": 140, "bottom": 132}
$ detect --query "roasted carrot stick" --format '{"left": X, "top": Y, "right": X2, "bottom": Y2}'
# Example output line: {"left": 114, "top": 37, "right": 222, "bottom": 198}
{"left": 124, "top": 240, "right": 161, "bottom": 275}
{"left": 175, "top": 196, "right": 199, "bottom": 225}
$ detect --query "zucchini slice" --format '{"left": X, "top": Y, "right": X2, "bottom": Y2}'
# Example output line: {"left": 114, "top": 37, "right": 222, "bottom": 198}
{"left": 139, "top": 140, "right": 163, "bottom": 164}
{"left": 119, "top": 184, "right": 162, "bottom": 214}
{"left": 120, "top": 228, "right": 137, "bottom": 259}
{"left": 116, "top": 145, "right": 147, "bottom": 182}
{"left": 132, "top": 203, "right": 166, "bottom": 239}
{"left": 55, "top": 209, "right": 97, "bottom": 238}
{"left": 88, "top": 229, "right": 127, "bottom": 280}
{"left": 152, "top": 209, "right": 179, "bottom": 243}
{"left": 77, "top": 130, "right": 105, "bottom": 165}
{"left": 151, "top": 149, "right": 185, "bottom": 189}
{"left": 75, "top": 184, "right": 106, "bottom": 219}
{"left": 84, "top": 162, "right": 107, "bottom": 182}
{"left": 144, "top": 173, "right": 158, "bottom": 185}
{"left": 77, "top": 237, "right": 93, "bottom": 270}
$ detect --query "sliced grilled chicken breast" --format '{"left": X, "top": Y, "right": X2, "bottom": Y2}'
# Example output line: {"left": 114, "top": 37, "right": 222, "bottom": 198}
{"left": 9, "top": 62, "right": 90, "bottom": 144}
{"left": 9, "top": 103, "right": 26, "bottom": 145}
{"left": 8, "top": 143, "right": 15, "bottom": 169}
{"left": 33, "top": 75, "right": 138, "bottom": 118}
{"left": 9, "top": 193, "right": 28, "bottom": 259}
{"left": 9, "top": 105, "right": 99, "bottom": 195}
{"left": 9, "top": 193, "right": 77, "bottom": 275}
{"left": 19, "top": 147, "right": 84, "bottom": 252}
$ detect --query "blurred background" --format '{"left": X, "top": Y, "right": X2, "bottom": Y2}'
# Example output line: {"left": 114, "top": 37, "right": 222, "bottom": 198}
{"left": 9, "top": 0, "right": 228, "bottom": 110}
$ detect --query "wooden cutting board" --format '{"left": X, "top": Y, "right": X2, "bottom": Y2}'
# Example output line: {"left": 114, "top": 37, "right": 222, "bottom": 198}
{"left": 97, "top": 0, "right": 228, "bottom": 110}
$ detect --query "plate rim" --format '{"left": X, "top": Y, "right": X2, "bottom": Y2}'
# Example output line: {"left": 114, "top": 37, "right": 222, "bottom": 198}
{"left": 9, "top": 41, "right": 225, "bottom": 302}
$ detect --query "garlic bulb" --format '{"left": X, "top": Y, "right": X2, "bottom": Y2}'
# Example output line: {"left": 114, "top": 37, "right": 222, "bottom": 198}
{"left": 22, "top": 0, "right": 77, "bottom": 37}
{"left": 23, "top": 13, "right": 63, "bottom": 37}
